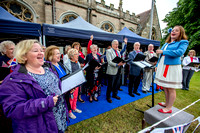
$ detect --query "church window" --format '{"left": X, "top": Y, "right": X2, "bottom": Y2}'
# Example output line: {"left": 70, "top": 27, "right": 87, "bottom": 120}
{"left": 0, "top": 1, "right": 33, "bottom": 22}
{"left": 101, "top": 23, "right": 114, "bottom": 33}
{"left": 62, "top": 14, "right": 77, "bottom": 23}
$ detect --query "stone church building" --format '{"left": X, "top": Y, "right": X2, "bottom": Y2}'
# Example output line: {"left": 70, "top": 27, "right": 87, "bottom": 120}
{"left": 0, "top": 0, "right": 162, "bottom": 52}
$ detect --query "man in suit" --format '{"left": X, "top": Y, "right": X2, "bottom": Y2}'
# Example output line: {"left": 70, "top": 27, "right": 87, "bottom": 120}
{"left": 142, "top": 44, "right": 157, "bottom": 93}
{"left": 106, "top": 40, "right": 124, "bottom": 103}
{"left": 128, "top": 42, "right": 143, "bottom": 97}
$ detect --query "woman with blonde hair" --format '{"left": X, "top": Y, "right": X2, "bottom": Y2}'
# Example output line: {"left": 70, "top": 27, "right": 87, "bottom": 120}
{"left": 0, "top": 40, "right": 67, "bottom": 132}
{"left": 182, "top": 50, "right": 199, "bottom": 90}
{"left": 155, "top": 26, "right": 188, "bottom": 113}
{"left": 72, "top": 42, "right": 85, "bottom": 103}
{"left": 64, "top": 48, "right": 82, "bottom": 119}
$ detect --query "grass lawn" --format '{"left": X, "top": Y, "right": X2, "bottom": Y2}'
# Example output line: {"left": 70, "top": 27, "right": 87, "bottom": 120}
{"left": 67, "top": 72, "right": 200, "bottom": 133}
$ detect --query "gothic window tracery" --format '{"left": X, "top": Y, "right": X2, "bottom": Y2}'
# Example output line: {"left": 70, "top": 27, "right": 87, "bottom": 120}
{"left": 101, "top": 23, "right": 114, "bottom": 33}
{"left": 62, "top": 14, "right": 77, "bottom": 23}
{"left": 0, "top": 1, "right": 33, "bottom": 22}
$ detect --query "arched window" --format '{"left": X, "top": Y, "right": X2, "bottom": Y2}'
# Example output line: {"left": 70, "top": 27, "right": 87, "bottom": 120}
{"left": 0, "top": 1, "right": 34, "bottom": 22}
{"left": 151, "top": 28, "right": 156, "bottom": 40}
{"left": 59, "top": 11, "right": 79, "bottom": 24}
{"left": 100, "top": 21, "right": 115, "bottom": 33}
{"left": 62, "top": 14, "right": 77, "bottom": 23}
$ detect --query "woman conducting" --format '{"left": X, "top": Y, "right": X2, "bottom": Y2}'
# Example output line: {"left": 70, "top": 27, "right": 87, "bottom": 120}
{"left": 155, "top": 26, "right": 188, "bottom": 113}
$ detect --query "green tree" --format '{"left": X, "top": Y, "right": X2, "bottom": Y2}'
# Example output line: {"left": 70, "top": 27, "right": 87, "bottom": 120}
{"left": 162, "top": 0, "right": 200, "bottom": 56}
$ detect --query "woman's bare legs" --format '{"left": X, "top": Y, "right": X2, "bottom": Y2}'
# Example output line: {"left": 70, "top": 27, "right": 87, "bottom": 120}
{"left": 162, "top": 87, "right": 176, "bottom": 112}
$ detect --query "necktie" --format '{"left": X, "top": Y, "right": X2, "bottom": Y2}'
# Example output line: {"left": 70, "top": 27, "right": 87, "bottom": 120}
{"left": 115, "top": 50, "right": 119, "bottom": 57}
{"left": 150, "top": 52, "right": 153, "bottom": 54}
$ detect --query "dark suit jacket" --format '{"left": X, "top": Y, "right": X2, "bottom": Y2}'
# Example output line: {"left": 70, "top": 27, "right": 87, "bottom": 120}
{"left": 128, "top": 50, "right": 143, "bottom": 76}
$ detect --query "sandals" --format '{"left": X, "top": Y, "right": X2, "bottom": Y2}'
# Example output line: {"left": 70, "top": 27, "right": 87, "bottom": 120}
{"left": 78, "top": 98, "right": 85, "bottom": 103}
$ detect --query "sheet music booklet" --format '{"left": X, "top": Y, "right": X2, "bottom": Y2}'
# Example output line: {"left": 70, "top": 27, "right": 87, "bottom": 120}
{"left": 89, "top": 59, "right": 101, "bottom": 68}
{"left": 186, "top": 62, "right": 200, "bottom": 72}
{"left": 148, "top": 56, "right": 158, "bottom": 62}
{"left": 186, "top": 62, "right": 200, "bottom": 67}
{"left": 133, "top": 53, "right": 146, "bottom": 61}
{"left": 133, "top": 61, "right": 152, "bottom": 69}
{"left": 112, "top": 56, "right": 131, "bottom": 63}
{"left": 60, "top": 69, "right": 86, "bottom": 95}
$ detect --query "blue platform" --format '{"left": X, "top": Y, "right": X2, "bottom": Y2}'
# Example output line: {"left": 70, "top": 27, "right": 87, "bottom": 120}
{"left": 68, "top": 82, "right": 159, "bottom": 126}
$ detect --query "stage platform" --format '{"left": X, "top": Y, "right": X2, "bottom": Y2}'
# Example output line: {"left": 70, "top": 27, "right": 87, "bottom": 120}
{"left": 143, "top": 105, "right": 194, "bottom": 132}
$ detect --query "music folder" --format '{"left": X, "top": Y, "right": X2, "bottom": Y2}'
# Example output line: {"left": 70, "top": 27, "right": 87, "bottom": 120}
{"left": 186, "top": 62, "right": 200, "bottom": 67}
{"left": 0, "top": 67, "right": 10, "bottom": 81}
{"left": 60, "top": 69, "right": 86, "bottom": 94}
{"left": 112, "top": 56, "right": 131, "bottom": 63}
{"left": 89, "top": 59, "right": 101, "bottom": 68}
{"left": 133, "top": 61, "right": 152, "bottom": 69}
{"left": 133, "top": 53, "right": 146, "bottom": 61}
{"left": 148, "top": 56, "right": 158, "bottom": 62}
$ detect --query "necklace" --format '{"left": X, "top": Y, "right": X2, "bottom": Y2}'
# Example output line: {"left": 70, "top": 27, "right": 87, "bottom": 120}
{"left": 26, "top": 65, "right": 43, "bottom": 74}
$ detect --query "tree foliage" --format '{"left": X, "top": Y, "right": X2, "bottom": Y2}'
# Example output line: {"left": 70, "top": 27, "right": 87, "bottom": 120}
{"left": 161, "top": 0, "right": 200, "bottom": 55}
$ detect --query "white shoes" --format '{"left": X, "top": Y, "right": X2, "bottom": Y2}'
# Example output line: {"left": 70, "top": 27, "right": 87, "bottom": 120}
{"left": 69, "top": 112, "right": 76, "bottom": 119}
{"left": 69, "top": 109, "right": 82, "bottom": 119}
{"left": 73, "top": 108, "right": 82, "bottom": 113}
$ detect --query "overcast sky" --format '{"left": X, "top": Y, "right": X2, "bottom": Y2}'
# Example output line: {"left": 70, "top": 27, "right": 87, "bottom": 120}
{"left": 96, "top": 0, "right": 179, "bottom": 32}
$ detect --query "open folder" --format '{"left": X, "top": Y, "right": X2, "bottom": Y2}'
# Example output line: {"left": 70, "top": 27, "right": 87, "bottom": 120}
{"left": 112, "top": 56, "right": 131, "bottom": 63}
{"left": 60, "top": 69, "right": 86, "bottom": 94}
{"left": 133, "top": 61, "right": 152, "bottom": 69}
{"left": 186, "top": 62, "right": 200, "bottom": 67}
{"left": 149, "top": 56, "right": 158, "bottom": 62}
{"left": 89, "top": 59, "right": 101, "bottom": 68}
{"left": 133, "top": 53, "right": 146, "bottom": 61}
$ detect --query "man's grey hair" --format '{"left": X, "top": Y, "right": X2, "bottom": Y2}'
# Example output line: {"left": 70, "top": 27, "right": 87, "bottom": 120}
{"left": 148, "top": 44, "right": 154, "bottom": 47}
{"left": 111, "top": 39, "right": 118, "bottom": 45}
{"left": 134, "top": 42, "right": 140, "bottom": 46}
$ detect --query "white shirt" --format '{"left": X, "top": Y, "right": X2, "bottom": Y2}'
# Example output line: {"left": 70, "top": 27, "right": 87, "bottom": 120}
{"left": 182, "top": 56, "right": 199, "bottom": 70}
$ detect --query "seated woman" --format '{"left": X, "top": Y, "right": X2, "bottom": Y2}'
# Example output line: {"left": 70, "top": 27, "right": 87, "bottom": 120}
{"left": 0, "top": 39, "right": 67, "bottom": 133}
{"left": 85, "top": 44, "right": 102, "bottom": 102}
{"left": 64, "top": 48, "right": 82, "bottom": 119}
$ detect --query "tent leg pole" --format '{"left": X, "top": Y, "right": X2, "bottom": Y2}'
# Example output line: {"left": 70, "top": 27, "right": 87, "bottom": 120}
{"left": 39, "top": 36, "right": 42, "bottom": 44}
{"left": 43, "top": 35, "right": 46, "bottom": 46}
